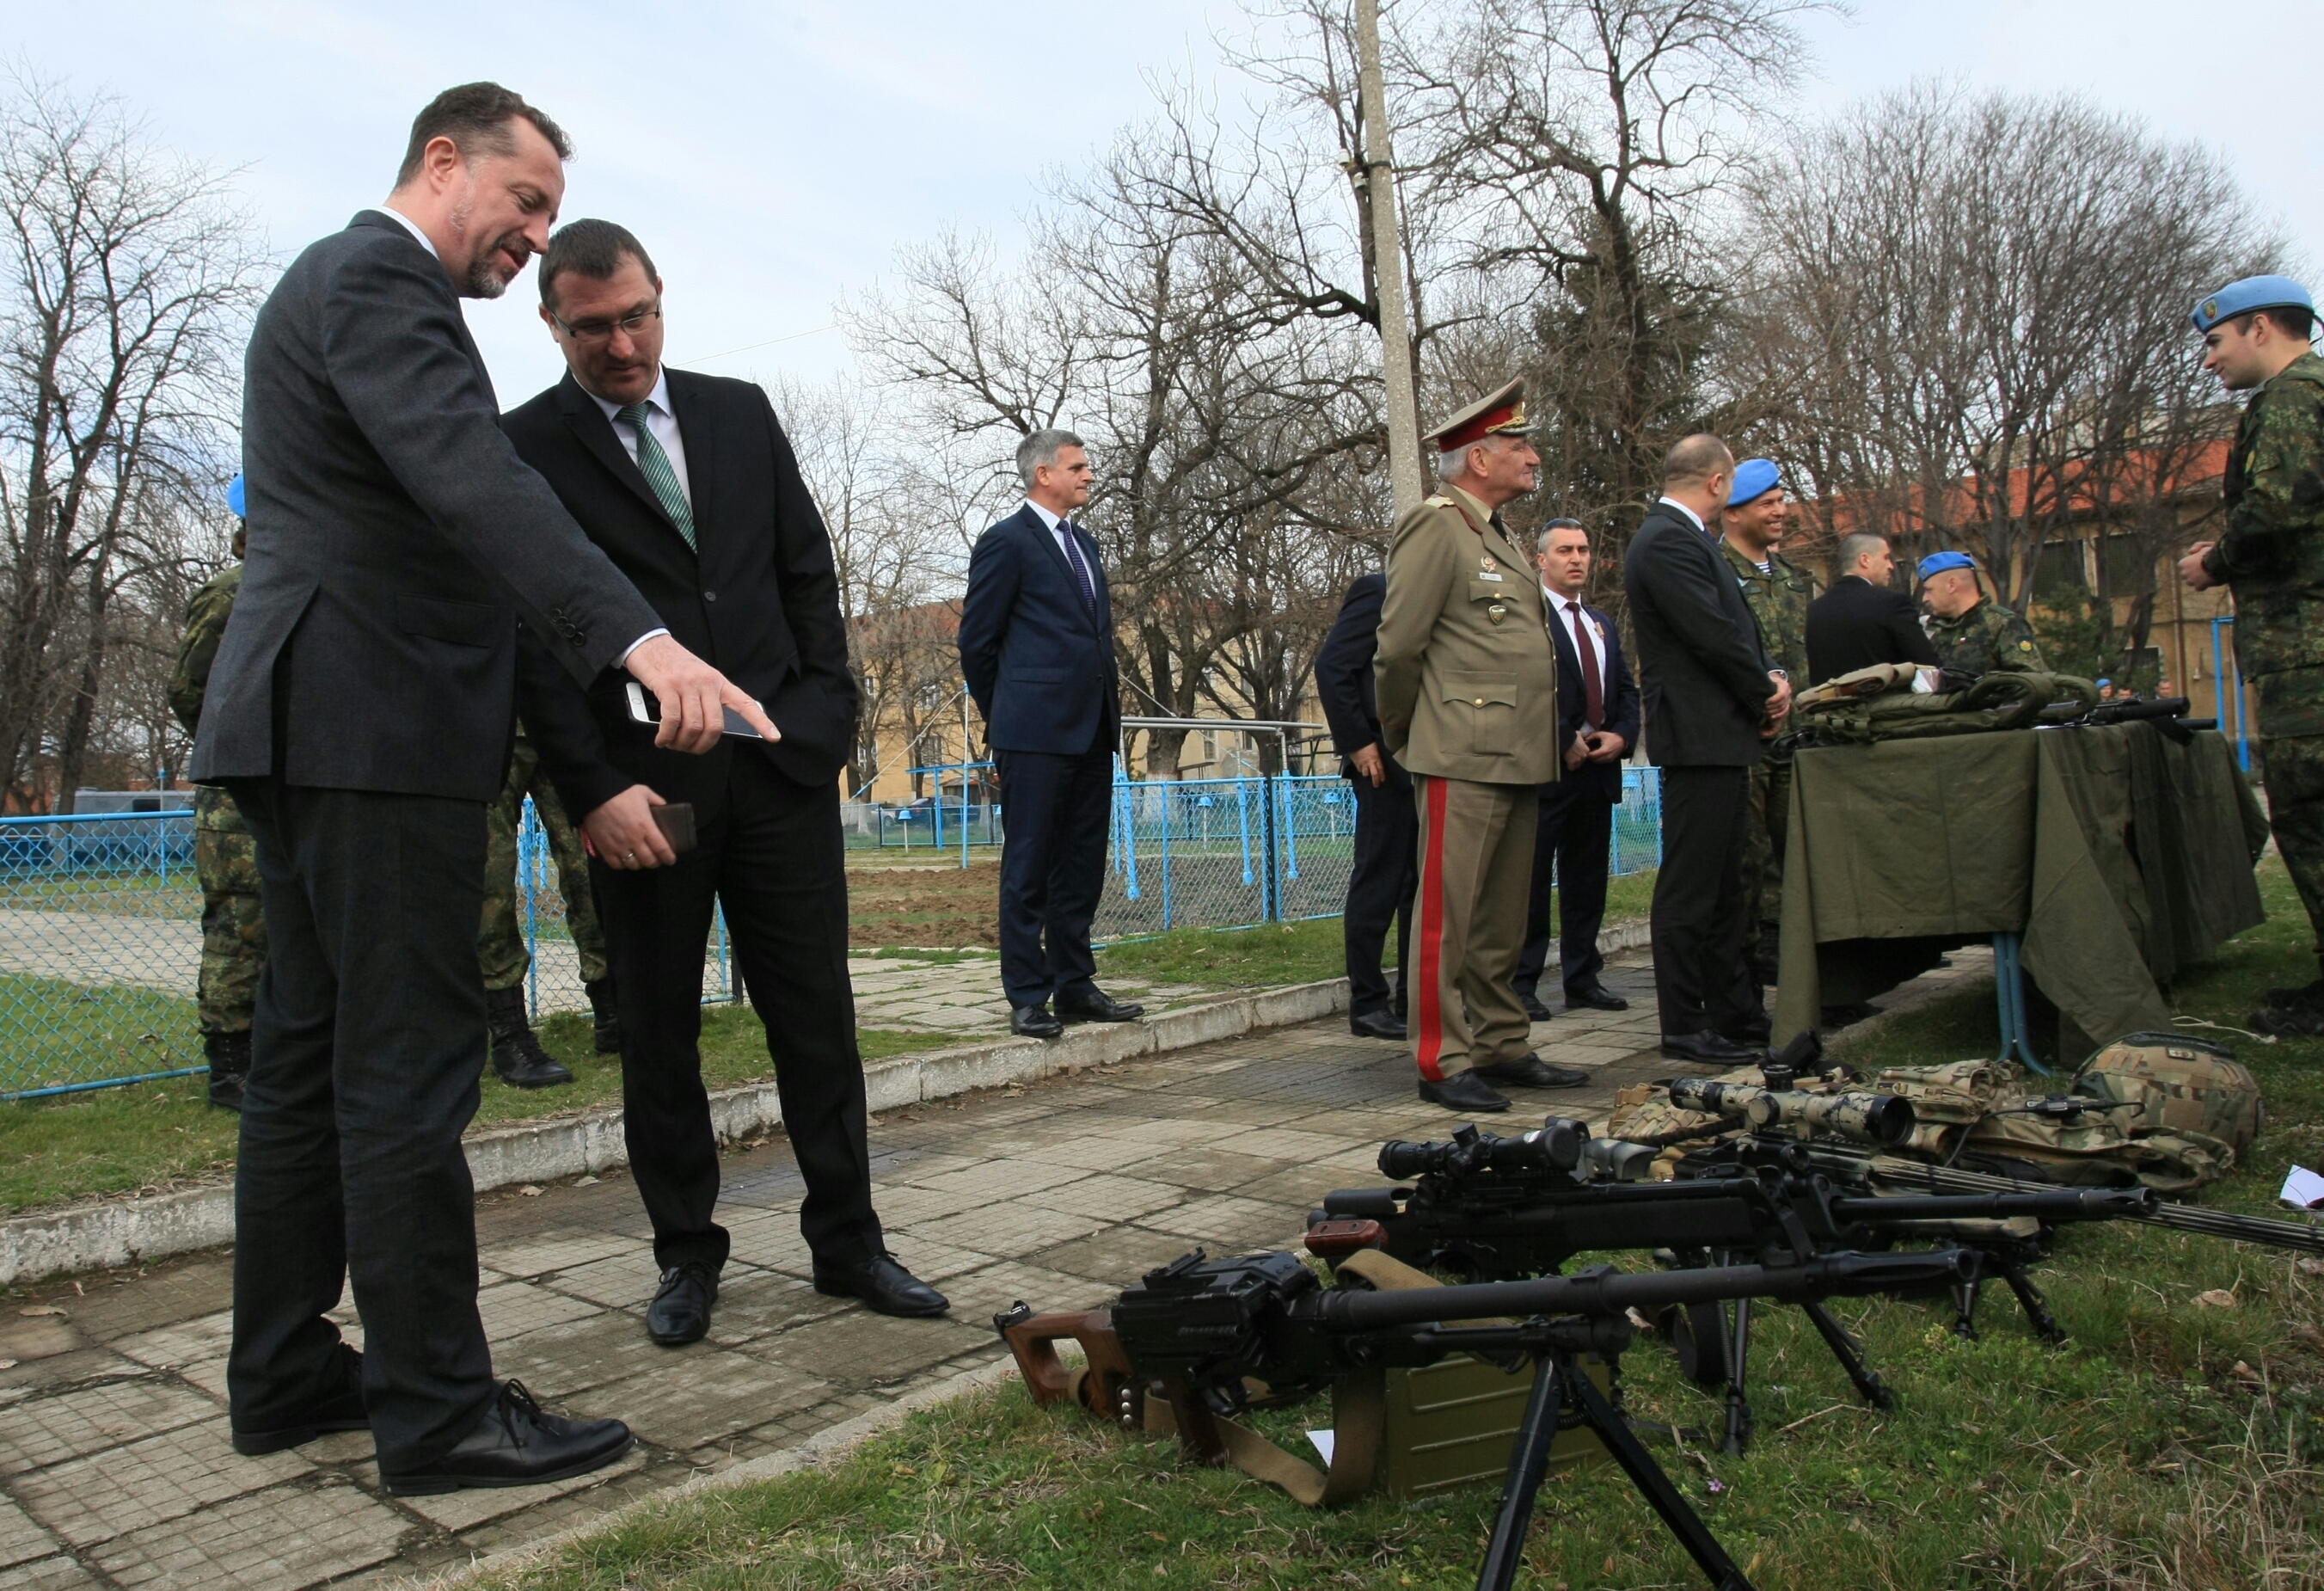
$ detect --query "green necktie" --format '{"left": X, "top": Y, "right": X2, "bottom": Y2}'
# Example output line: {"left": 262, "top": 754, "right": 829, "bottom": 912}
{"left": 616, "top": 402, "right": 696, "bottom": 550}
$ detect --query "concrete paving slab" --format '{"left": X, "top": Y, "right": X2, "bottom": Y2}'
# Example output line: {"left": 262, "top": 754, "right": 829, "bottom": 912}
{"left": 86, "top": 1481, "right": 408, "bottom": 1589}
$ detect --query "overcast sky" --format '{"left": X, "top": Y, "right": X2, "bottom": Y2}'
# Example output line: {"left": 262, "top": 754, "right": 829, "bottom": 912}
{"left": 7, "top": 0, "right": 2318, "bottom": 414}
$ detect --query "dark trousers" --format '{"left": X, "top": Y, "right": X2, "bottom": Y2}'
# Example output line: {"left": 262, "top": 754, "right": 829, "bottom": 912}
{"left": 994, "top": 744, "right": 1113, "bottom": 1008}
{"left": 590, "top": 753, "right": 880, "bottom": 1272}
{"left": 1650, "top": 765, "right": 1759, "bottom": 1036}
{"left": 227, "top": 778, "right": 496, "bottom": 1472}
{"left": 1513, "top": 782, "right": 1615, "bottom": 996}
{"left": 1342, "top": 771, "right": 1416, "bottom": 1016}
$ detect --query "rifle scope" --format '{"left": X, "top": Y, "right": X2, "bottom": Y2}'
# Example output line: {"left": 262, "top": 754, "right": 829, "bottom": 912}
{"left": 1378, "top": 1118, "right": 1585, "bottom": 1180}
{"left": 1666, "top": 1078, "right": 1916, "bottom": 1147}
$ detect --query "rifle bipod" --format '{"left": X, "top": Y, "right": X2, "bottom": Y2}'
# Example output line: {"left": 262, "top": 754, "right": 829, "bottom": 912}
{"left": 1419, "top": 1317, "right": 1753, "bottom": 1591}
{"left": 1665, "top": 1291, "right": 1892, "bottom": 1455}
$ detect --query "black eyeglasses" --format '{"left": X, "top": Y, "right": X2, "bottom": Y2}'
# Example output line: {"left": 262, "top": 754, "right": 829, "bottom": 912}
{"left": 550, "top": 304, "right": 662, "bottom": 345}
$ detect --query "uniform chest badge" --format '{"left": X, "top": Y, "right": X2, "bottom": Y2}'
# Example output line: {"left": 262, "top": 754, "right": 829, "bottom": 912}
{"left": 1487, "top": 602, "right": 1508, "bottom": 624}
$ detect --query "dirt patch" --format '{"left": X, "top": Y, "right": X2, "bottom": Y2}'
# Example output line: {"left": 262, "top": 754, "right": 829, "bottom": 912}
{"left": 844, "top": 860, "right": 1001, "bottom": 948}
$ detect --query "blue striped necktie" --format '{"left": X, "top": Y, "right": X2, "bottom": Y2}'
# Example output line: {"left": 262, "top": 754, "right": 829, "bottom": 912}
{"left": 1058, "top": 520, "right": 1097, "bottom": 616}
{"left": 617, "top": 402, "right": 696, "bottom": 551}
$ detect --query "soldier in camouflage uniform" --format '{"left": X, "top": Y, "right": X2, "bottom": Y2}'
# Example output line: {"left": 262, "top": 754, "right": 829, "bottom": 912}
{"left": 169, "top": 488, "right": 256, "bottom": 1112}
{"left": 476, "top": 725, "right": 618, "bottom": 1088}
{"left": 1919, "top": 554, "right": 2047, "bottom": 678}
{"left": 2176, "top": 275, "right": 2324, "bottom": 1035}
{"left": 1719, "top": 459, "right": 1812, "bottom": 984}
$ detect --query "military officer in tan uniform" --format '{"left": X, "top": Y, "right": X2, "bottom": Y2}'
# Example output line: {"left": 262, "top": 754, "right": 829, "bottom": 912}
{"left": 1376, "top": 379, "right": 1591, "bottom": 1112}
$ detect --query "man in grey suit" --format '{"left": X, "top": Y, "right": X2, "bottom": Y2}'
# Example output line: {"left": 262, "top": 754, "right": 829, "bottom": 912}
{"left": 191, "top": 83, "right": 772, "bottom": 1496}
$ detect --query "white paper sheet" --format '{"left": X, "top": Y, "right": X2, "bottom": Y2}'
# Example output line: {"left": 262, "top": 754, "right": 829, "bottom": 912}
{"left": 2278, "top": 1164, "right": 2324, "bottom": 1211}
{"left": 1306, "top": 1428, "right": 1336, "bottom": 1465}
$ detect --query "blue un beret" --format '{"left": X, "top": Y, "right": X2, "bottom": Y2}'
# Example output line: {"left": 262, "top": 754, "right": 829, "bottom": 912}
{"left": 1917, "top": 550, "right": 1977, "bottom": 581}
{"left": 226, "top": 473, "right": 247, "bottom": 519}
{"left": 2191, "top": 274, "right": 2315, "bottom": 335}
{"left": 1727, "top": 458, "right": 1781, "bottom": 507}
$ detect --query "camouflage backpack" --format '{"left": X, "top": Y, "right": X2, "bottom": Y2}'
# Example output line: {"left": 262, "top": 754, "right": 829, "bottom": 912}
{"left": 2071, "top": 1032, "right": 2263, "bottom": 1153}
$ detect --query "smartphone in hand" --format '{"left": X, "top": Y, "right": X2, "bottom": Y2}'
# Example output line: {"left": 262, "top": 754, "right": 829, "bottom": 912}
{"left": 626, "top": 680, "right": 763, "bottom": 740}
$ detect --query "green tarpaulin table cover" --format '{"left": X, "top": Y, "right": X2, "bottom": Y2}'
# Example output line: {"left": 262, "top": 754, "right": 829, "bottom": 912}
{"left": 1772, "top": 724, "right": 2269, "bottom": 1051}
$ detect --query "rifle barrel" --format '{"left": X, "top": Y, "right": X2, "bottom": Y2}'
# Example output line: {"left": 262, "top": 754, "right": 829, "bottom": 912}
{"left": 1315, "top": 1251, "right": 1974, "bottom": 1332}
{"left": 1860, "top": 1154, "right": 2324, "bottom": 1256}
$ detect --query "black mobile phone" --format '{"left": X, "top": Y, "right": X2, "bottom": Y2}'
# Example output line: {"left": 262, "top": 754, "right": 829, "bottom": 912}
{"left": 625, "top": 680, "right": 763, "bottom": 740}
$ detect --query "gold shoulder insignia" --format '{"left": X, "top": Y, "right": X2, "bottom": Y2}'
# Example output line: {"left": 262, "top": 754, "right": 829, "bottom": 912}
{"left": 1424, "top": 494, "right": 1454, "bottom": 509}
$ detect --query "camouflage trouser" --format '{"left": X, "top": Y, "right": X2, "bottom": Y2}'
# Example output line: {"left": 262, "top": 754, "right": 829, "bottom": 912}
{"left": 477, "top": 732, "right": 609, "bottom": 992}
{"left": 2260, "top": 734, "right": 2324, "bottom": 967}
{"left": 194, "top": 784, "right": 263, "bottom": 1036}
{"left": 1740, "top": 757, "right": 1794, "bottom": 937}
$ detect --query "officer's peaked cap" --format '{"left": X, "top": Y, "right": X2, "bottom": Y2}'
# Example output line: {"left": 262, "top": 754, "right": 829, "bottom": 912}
{"left": 1424, "top": 378, "right": 1528, "bottom": 452}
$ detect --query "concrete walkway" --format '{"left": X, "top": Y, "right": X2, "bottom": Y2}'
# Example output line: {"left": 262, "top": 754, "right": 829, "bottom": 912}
{"left": 0, "top": 949, "right": 1985, "bottom": 1590}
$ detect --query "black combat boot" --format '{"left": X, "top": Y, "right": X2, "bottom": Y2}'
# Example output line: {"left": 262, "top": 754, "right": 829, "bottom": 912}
{"left": 486, "top": 986, "right": 574, "bottom": 1089}
{"left": 586, "top": 977, "right": 622, "bottom": 1055}
{"left": 204, "top": 1031, "right": 252, "bottom": 1113}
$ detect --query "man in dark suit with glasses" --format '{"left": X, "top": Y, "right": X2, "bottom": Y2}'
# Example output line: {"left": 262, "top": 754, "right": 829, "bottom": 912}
{"left": 506, "top": 219, "right": 949, "bottom": 1346}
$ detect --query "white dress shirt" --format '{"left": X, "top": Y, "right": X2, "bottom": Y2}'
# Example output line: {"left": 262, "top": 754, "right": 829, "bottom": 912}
{"left": 1656, "top": 494, "right": 1708, "bottom": 537}
{"left": 370, "top": 206, "right": 438, "bottom": 259}
{"left": 1549, "top": 590, "right": 1608, "bottom": 693}
{"left": 1023, "top": 499, "right": 1084, "bottom": 567}
{"left": 588, "top": 370, "right": 693, "bottom": 508}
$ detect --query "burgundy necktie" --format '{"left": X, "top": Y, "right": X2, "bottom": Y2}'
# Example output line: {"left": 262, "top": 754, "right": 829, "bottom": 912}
{"left": 1568, "top": 600, "right": 1603, "bottom": 729}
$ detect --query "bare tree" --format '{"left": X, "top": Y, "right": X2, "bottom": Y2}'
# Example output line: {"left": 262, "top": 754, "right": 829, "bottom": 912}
{"left": 1738, "top": 83, "right": 2277, "bottom": 656}
{"left": 0, "top": 71, "right": 261, "bottom": 809}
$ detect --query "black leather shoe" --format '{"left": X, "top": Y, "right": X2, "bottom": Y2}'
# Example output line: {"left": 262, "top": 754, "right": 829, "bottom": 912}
{"left": 1417, "top": 1072, "right": 1511, "bottom": 1112}
{"left": 231, "top": 1344, "right": 367, "bottom": 1456}
{"left": 382, "top": 1380, "right": 631, "bottom": 1496}
{"left": 1055, "top": 987, "right": 1145, "bottom": 1023}
{"left": 1659, "top": 1030, "right": 1764, "bottom": 1066}
{"left": 1518, "top": 990, "right": 1556, "bottom": 1023}
{"left": 1472, "top": 1056, "right": 1591, "bottom": 1089}
{"left": 1563, "top": 980, "right": 1629, "bottom": 1012}
{"left": 646, "top": 1261, "right": 719, "bottom": 1347}
{"left": 1350, "top": 1008, "right": 1407, "bottom": 1041}
{"left": 1009, "top": 1005, "right": 1064, "bottom": 1040}
{"left": 812, "top": 1252, "right": 951, "bottom": 1318}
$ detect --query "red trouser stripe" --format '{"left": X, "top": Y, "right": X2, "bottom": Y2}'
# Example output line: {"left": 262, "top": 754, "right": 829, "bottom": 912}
{"left": 1413, "top": 773, "right": 1450, "bottom": 1082}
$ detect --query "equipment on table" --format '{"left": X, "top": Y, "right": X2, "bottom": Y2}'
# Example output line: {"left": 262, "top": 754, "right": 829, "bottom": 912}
{"left": 1003, "top": 1243, "right": 1977, "bottom": 1591}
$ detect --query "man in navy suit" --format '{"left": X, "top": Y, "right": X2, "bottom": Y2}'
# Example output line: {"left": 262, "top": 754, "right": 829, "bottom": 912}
{"left": 959, "top": 431, "right": 1145, "bottom": 1039}
{"left": 1314, "top": 571, "right": 1414, "bottom": 1041}
{"left": 1512, "top": 519, "right": 1641, "bottom": 1022}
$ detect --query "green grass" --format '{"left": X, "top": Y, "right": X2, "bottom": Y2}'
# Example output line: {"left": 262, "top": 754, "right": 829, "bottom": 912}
{"left": 1094, "top": 869, "right": 1654, "bottom": 991}
{"left": 466, "top": 859, "right": 2324, "bottom": 1591}
{"left": 0, "top": 1004, "right": 956, "bottom": 1215}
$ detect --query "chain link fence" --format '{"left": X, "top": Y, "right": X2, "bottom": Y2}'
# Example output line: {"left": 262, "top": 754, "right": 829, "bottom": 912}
{"left": 0, "top": 808, "right": 205, "bottom": 1098}
{"left": 1, "top": 770, "right": 1661, "bottom": 1096}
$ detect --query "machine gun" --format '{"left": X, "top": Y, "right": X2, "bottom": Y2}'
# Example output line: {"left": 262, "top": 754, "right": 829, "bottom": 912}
{"left": 1310, "top": 1110, "right": 2161, "bottom": 1452}
{"left": 1005, "top": 1244, "right": 1978, "bottom": 1591}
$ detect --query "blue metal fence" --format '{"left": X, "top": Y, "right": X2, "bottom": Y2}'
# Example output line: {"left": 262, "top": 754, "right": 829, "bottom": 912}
{"left": 3, "top": 770, "right": 1664, "bottom": 1096}
{"left": 1092, "top": 768, "right": 1661, "bottom": 941}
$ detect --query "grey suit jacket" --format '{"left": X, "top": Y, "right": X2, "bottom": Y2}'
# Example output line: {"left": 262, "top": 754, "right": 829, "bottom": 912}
{"left": 190, "top": 212, "right": 659, "bottom": 801}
